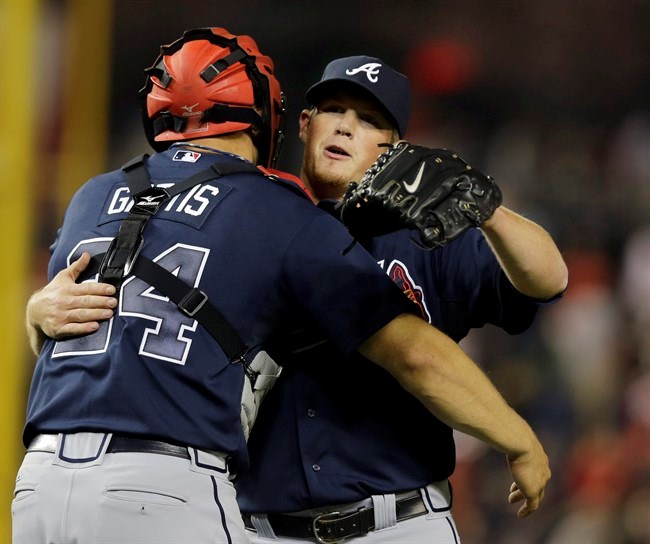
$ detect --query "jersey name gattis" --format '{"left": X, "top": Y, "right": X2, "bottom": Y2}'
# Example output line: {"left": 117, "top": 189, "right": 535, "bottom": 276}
{"left": 98, "top": 182, "right": 233, "bottom": 230}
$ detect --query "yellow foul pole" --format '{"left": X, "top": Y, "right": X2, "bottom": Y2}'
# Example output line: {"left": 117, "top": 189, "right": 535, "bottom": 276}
{"left": 0, "top": 0, "right": 112, "bottom": 540}
{"left": 0, "top": 0, "right": 42, "bottom": 540}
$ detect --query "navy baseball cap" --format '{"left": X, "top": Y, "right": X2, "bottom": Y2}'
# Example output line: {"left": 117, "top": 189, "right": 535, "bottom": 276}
{"left": 305, "top": 55, "right": 411, "bottom": 137}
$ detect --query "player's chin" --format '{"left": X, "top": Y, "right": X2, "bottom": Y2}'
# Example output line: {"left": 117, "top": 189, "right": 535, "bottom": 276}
{"left": 313, "top": 164, "right": 355, "bottom": 188}
{"left": 329, "top": 163, "right": 366, "bottom": 186}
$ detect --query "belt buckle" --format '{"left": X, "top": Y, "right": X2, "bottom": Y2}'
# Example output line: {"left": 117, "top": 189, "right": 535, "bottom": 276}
{"left": 312, "top": 511, "right": 343, "bottom": 544}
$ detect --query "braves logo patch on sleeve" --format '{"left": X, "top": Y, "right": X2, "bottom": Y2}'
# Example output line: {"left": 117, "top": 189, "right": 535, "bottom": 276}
{"left": 385, "top": 259, "right": 431, "bottom": 322}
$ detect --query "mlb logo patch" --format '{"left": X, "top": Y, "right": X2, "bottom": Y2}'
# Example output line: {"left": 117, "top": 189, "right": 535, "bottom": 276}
{"left": 172, "top": 150, "right": 201, "bottom": 163}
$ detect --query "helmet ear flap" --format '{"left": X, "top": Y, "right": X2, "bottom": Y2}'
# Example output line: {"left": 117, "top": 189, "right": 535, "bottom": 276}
{"left": 139, "top": 27, "right": 285, "bottom": 166}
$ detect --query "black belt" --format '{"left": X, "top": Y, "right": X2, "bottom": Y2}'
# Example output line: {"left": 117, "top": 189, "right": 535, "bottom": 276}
{"left": 27, "top": 434, "right": 190, "bottom": 460}
{"left": 243, "top": 493, "right": 428, "bottom": 544}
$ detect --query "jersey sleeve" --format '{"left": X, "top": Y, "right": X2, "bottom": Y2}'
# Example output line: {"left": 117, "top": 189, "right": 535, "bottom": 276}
{"left": 281, "top": 212, "right": 419, "bottom": 356}
{"left": 444, "top": 229, "right": 556, "bottom": 334}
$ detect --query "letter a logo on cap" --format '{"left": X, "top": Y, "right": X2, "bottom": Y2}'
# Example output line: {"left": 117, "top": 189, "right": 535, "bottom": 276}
{"left": 345, "top": 63, "right": 382, "bottom": 83}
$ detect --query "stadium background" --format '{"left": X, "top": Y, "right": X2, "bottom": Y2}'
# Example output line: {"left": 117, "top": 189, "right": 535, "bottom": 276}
{"left": 1, "top": 1, "right": 648, "bottom": 542}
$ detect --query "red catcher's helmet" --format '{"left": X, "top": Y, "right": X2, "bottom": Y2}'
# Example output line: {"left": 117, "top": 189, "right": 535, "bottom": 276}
{"left": 139, "top": 27, "right": 285, "bottom": 167}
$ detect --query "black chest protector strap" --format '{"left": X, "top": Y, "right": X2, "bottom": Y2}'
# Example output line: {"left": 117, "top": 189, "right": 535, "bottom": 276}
{"left": 129, "top": 255, "right": 248, "bottom": 363}
{"left": 95, "top": 154, "right": 261, "bottom": 363}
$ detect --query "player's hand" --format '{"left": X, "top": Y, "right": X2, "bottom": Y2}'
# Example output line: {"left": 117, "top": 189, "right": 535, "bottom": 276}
{"left": 506, "top": 437, "right": 551, "bottom": 518}
{"left": 27, "top": 252, "right": 117, "bottom": 339}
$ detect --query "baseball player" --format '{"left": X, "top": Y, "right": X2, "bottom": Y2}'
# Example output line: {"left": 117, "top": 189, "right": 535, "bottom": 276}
{"left": 233, "top": 57, "right": 568, "bottom": 543}
{"left": 17, "top": 34, "right": 553, "bottom": 544}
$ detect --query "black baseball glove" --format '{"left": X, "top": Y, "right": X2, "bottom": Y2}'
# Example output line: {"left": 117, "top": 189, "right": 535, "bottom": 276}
{"left": 338, "top": 142, "right": 503, "bottom": 248}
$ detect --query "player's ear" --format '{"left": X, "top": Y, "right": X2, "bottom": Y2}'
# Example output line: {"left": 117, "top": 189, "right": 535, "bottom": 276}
{"left": 298, "top": 109, "right": 312, "bottom": 143}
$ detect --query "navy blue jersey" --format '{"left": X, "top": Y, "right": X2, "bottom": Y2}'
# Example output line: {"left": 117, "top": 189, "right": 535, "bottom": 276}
{"left": 237, "top": 224, "right": 554, "bottom": 512}
{"left": 24, "top": 150, "right": 417, "bottom": 469}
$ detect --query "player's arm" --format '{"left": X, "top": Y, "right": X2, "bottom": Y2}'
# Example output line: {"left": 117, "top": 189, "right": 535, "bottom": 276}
{"left": 358, "top": 313, "right": 551, "bottom": 519}
{"left": 479, "top": 206, "right": 568, "bottom": 300}
{"left": 26, "top": 252, "right": 117, "bottom": 355}
{"left": 339, "top": 143, "right": 567, "bottom": 300}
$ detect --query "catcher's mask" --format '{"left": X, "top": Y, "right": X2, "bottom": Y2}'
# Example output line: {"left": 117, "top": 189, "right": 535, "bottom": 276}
{"left": 140, "top": 27, "right": 285, "bottom": 168}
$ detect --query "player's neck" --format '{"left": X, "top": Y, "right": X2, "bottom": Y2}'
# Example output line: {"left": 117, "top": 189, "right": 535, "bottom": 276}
{"left": 181, "top": 133, "right": 259, "bottom": 164}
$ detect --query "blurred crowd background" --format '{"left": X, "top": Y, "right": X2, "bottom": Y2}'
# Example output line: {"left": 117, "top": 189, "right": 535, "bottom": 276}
{"left": 1, "top": 1, "right": 648, "bottom": 542}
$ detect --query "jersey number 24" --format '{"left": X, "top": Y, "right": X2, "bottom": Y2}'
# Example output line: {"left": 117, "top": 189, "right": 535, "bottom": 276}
{"left": 52, "top": 238, "right": 210, "bottom": 366}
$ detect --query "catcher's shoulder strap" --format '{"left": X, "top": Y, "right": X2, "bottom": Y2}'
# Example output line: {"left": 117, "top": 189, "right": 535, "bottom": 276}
{"left": 89, "top": 153, "right": 264, "bottom": 363}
